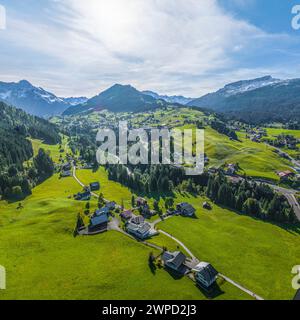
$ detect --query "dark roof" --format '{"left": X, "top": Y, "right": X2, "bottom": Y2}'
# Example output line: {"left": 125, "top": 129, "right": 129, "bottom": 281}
{"left": 162, "top": 251, "right": 186, "bottom": 269}
{"left": 294, "top": 289, "right": 300, "bottom": 300}
{"left": 194, "top": 262, "right": 218, "bottom": 283}
{"left": 131, "top": 216, "right": 145, "bottom": 225}
{"left": 90, "top": 214, "right": 108, "bottom": 226}
{"left": 120, "top": 210, "right": 133, "bottom": 219}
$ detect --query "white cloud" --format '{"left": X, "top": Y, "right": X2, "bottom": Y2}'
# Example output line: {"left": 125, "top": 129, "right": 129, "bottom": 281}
{"left": 0, "top": 0, "right": 298, "bottom": 97}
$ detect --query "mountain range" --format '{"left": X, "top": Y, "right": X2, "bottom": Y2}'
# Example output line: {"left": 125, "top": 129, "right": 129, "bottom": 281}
{"left": 142, "top": 91, "right": 193, "bottom": 105}
{"left": 63, "top": 84, "right": 166, "bottom": 115}
{"left": 188, "top": 76, "right": 300, "bottom": 123}
{"left": 0, "top": 80, "right": 72, "bottom": 117}
{"left": 1, "top": 76, "right": 300, "bottom": 123}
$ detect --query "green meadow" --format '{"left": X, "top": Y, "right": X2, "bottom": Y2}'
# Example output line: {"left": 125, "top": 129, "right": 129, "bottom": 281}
{"left": 69, "top": 167, "right": 300, "bottom": 300}
{"left": 0, "top": 174, "right": 247, "bottom": 300}
{"left": 205, "top": 128, "right": 292, "bottom": 180}
{"left": 157, "top": 193, "right": 300, "bottom": 300}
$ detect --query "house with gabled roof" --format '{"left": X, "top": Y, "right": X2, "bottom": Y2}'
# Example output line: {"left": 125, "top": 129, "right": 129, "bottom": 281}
{"left": 193, "top": 262, "right": 218, "bottom": 289}
{"left": 161, "top": 251, "right": 187, "bottom": 273}
{"left": 177, "top": 203, "right": 196, "bottom": 217}
{"left": 88, "top": 213, "right": 109, "bottom": 233}
{"left": 126, "top": 221, "right": 152, "bottom": 240}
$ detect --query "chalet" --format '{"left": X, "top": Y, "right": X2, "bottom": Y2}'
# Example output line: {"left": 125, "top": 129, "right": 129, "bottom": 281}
{"left": 161, "top": 251, "right": 187, "bottom": 273}
{"left": 61, "top": 170, "right": 71, "bottom": 178}
{"left": 130, "top": 215, "right": 145, "bottom": 225}
{"left": 94, "top": 207, "right": 110, "bottom": 216}
{"left": 89, "top": 212, "right": 108, "bottom": 233}
{"left": 106, "top": 201, "right": 116, "bottom": 210}
{"left": 120, "top": 210, "right": 133, "bottom": 221}
{"left": 203, "top": 202, "right": 212, "bottom": 210}
{"left": 74, "top": 191, "right": 91, "bottom": 201}
{"left": 226, "top": 163, "right": 237, "bottom": 175}
{"left": 177, "top": 203, "right": 196, "bottom": 217}
{"left": 277, "top": 170, "right": 295, "bottom": 180}
{"left": 90, "top": 182, "right": 100, "bottom": 191}
{"left": 193, "top": 262, "right": 219, "bottom": 289}
{"left": 62, "top": 162, "right": 72, "bottom": 171}
{"left": 136, "top": 197, "right": 148, "bottom": 207}
{"left": 126, "top": 221, "right": 152, "bottom": 239}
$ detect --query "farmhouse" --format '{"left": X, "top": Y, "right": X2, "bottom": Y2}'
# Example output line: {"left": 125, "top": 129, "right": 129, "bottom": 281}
{"left": 120, "top": 210, "right": 133, "bottom": 220}
{"left": 90, "top": 182, "right": 100, "bottom": 191}
{"left": 126, "top": 221, "right": 152, "bottom": 239}
{"left": 130, "top": 215, "right": 145, "bottom": 225}
{"left": 161, "top": 251, "right": 187, "bottom": 273}
{"left": 177, "top": 203, "right": 196, "bottom": 217}
{"left": 89, "top": 212, "right": 109, "bottom": 233}
{"left": 276, "top": 170, "right": 295, "bottom": 180}
{"left": 193, "top": 262, "right": 219, "bottom": 289}
{"left": 136, "top": 197, "right": 148, "bottom": 207}
{"left": 106, "top": 201, "right": 116, "bottom": 210}
{"left": 74, "top": 191, "right": 91, "bottom": 201}
{"left": 62, "top": 162, "right": 72, "bottom": 171}
{"left": 60, "top": 170, "right": 71, "bottom": 178}
{"left": 94, "top": 207, "right": 110, "bottom": 216}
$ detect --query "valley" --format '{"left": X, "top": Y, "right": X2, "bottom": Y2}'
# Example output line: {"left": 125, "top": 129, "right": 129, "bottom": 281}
{"left": 0, "top": 100, "right": 299, "bottom": 300}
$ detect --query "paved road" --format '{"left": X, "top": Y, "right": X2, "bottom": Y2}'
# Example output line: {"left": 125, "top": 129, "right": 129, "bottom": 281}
{"left": 262, "top": 183, "right": 300, "bottom": 221}
{"left": 269, "top": 144, "right": 300, "bottom": 168}
{"left": 72, "top": 165, "right": 264, "bottom": 300}
{"left": 219, "top": 274, "right": 264, "bottom": 301}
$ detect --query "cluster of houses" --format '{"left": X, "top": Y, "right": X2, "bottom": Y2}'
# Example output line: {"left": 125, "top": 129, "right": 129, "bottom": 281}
{"left": 74, "top": 181, "right": 100, "bottom": 201}
{"left": 161, "top": 250, "right": 219, "bottom": 290}
{"left": 60, "top": 162, "right": 72, "bottom": 178}
{"left": 245, "top": 128, "right": 266, "bottom": 142}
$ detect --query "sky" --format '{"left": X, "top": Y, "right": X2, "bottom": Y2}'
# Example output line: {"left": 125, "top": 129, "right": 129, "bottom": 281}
{"left": 0, "top": 0, "right": 300, "bottom": 98}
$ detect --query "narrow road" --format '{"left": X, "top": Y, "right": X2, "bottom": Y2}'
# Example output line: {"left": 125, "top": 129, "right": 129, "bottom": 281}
{"left": 159, "top": 229, "right": 198, "bottom": 262}
{"left": 72, "top": 165, "right": 264, "bottom": 300}
{"left": 263, "top": 183, "right": 300, "bottom": 221}
{"left": 219, "top": 274, "right": 264, "bottom": 300}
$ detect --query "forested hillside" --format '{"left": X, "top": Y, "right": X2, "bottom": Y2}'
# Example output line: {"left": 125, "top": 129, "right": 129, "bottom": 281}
{"left": 0, "top": 101, "right": 60, "bottom": 170}
{"left": 0, "top": 102, "right": 59, "bottom": 200}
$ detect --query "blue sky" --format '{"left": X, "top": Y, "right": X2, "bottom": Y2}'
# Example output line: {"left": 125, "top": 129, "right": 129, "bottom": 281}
{"left": 0, "top": 0, "right": 300, "bottom": 98}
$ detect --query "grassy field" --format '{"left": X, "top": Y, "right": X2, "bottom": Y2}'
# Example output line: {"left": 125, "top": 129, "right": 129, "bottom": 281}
{"left": 74, "top": 167, "right": 300, "bottom": 300}
{"left": 265, "top": 128, "right": 300, "bottom": 159}
{"left": 30, "top": 135, "right": 70, "bottom": 163}
{"left": 157, "top": 193, "right": 300, "bottom": 300}
{"left": 205, "top": 128, "right": 292, "bottom": 180}
{"left": 0, "top": 174, "right": 247, "bottom": 300}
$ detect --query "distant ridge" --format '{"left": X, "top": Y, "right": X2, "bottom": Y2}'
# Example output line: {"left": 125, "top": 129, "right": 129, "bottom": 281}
{"left": 188, "top": 76, "right": 300, "bottom": 123}
{"left": 63, "top": 84, "right": 166, "bottom": 115}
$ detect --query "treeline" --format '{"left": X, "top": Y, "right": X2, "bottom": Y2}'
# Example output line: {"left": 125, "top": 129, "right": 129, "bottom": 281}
{"left": 0, "top": 102, "right": 59, "bottom": 200}
{"left": 207, "top": 173, "right": 296, "bottom": 223}
{"left": 0, "top": 148, "right": 54, "bottom": 201}
{"left": 107, "top": 163, "right": 209, "bottom": 195}
{"left": 0, "top": 102, "right": 61, "bottom": 171}
{"left": 210, "top": 119, "right": 238, "bottom": 140}
{"left": 0, "top": 101, "right": 61, "bottom": 145}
